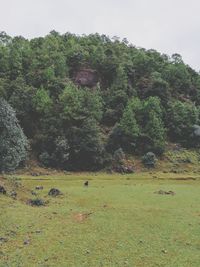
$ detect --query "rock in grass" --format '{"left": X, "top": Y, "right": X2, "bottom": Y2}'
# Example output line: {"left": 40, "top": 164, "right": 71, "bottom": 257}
{"left": 31, "top": 191, "right": 37, "bottom": 196}
{"left": 0, "top": 237, "right": 8, "bottom": 243}
{"left": 10, "top": 191, "right": 17, "bottom": 198}
{"left": 154, "top": 190, "right": 175, "bottom": 196}
{"left": 35, "top": 186, "right": 43, "bottom": 190}
{"left": 23, "top": 239, "right": 30, "bottom": 245}
{"left": 48, "top": 188, "right": 61, "bottom": 197}
{"left": 31, "top": 172, "right": 39, "bottom": 177}
{"left": 28, "top": 198, "right": 46, "bottom": 206}
{"left": 0, "top": 186, "right": 6, "bottom": 195}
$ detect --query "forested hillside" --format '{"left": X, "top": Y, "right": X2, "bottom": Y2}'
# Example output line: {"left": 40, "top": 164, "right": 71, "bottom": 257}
{"left": 1, "top": 31, "right": 200, "bottom": 171}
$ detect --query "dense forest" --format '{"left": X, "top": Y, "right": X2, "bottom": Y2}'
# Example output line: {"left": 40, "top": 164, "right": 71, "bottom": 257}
{"left": 1, "top": 31, "right": 200, "bottom": 172}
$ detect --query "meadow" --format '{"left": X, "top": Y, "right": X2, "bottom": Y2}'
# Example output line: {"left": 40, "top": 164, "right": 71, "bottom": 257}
{"left": 1, "top": 172, "right": 200, "bottom": 267}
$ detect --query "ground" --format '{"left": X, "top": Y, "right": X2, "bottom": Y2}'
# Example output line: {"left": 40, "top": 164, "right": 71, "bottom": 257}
{"left": 0, "top": 172, "right": 200, "bottom": 267}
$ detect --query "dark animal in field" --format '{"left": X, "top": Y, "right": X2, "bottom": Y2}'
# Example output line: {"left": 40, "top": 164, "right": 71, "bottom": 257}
{"left": 84, "top": 181, "right": 89, "bottom": 187}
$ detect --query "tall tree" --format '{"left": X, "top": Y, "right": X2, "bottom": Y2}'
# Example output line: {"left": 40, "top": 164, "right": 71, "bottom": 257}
{"left": 0, "top": 98, "right": 29, "bottom": 172}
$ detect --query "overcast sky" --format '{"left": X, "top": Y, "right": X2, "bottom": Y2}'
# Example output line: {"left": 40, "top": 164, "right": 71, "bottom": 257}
{"left": 1, "top": 0, "right": 200, "bottom": 70}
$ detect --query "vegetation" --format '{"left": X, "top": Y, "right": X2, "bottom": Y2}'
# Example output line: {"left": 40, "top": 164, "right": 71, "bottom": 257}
{"left": 142, "top": 152, "right": 157, "bottom": 168}
{"left": 0, "top": 98, "right": 28, "bottom": 172}
{"left": 1, "top": 31, "right": 200, "bottom": 171}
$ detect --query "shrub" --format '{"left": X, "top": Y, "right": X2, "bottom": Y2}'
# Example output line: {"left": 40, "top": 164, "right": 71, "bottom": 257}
{"left": 113, "top": 148, "right": 125, "bottom": 164}
{"left": 142, "top": 152, "right": 157, "bottom": 168}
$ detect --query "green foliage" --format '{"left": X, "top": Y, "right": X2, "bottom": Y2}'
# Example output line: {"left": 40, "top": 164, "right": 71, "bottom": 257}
{"left": 67, "top": 118, "right": 106, "bottom": 170}
{"left": 8, "top": 77, "right": 35, "bottom": 137}
{"left": 0, "top": 31, "right": 200, "bottom": 170}
{"left": 59, "top": 82, "right": 103, "bottom": 123}
{"left": 167, "top": 100, "right": 199, "bottom": 145}
{"left": 39, "top": 137, "right": 70, "bottom": 169}
{"left": 142, "top": 152, "right": 157, "bottom": 168}
{"left": 33, "top": 87, "right": 53, "bottom": 114}
{"left": 0, "top": 98, "right": 28, "bottom": 172}
{"left": 113, "top": 148, "right": 125, "bottom": 164}
{"left": 114, "top": 97, "right": 165, "bottom": 154}
{"left": 142, "top": 97, "right": 166, "bottom": 154}
{"left": 165, "top": 149, "right": 199, "bottom": 165}
{"left": 120, "top": 104, "right": 140, "bottom": 138}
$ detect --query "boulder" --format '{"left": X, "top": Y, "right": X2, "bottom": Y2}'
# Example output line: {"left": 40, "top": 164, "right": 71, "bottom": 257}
{"left": 10, "top": 191, "right": 17, "bottom": 198}
{"left": 35, "top": 186, "right": 43, "bottom": 190}
{"left": 48, "top": 188, "right": 61, "bottom": 197}
{"left": 0, "top": 186, "right": 6, "bottom": 194}
{"left": 28, "top": 198, "right": 46, "bottom": 206}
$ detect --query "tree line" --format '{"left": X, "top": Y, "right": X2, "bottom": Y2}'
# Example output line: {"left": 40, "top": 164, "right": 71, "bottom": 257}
{"left": 1, "top": 31, "right": 200, "bottom": 172}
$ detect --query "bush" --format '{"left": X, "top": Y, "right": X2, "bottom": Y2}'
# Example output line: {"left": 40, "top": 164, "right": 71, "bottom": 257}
{"left": 39, "top": 152, "right": 51, "bottom": 166}
{"left": 190, "top": 125, "right": 200, "bottom": 147}
{"left": 113, "top": 148, "right": 125, "bottom": 164}
{"left": 142, "top": 152, "right": 157, "bottom": 168}
{"left": 112, "top": 148, "right": 125, "bottom": 172}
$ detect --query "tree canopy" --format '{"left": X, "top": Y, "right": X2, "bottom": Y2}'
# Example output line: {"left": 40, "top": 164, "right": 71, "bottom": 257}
{"left": 0, "top": 98, "right": 28, "bottom": 172}
{"left": 0, "top": 31, "right": 200, "bottom": 171}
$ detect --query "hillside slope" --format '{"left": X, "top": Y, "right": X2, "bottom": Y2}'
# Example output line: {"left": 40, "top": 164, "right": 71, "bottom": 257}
{"left": 0, "top": 31, "right": 200, "bottom": 171}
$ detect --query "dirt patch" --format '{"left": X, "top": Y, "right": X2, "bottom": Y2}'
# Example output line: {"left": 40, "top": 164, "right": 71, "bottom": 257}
{"left": 154, "top": 190, "right": 175, "bottom": 196}
{"left": 172, "top": 177, "right": 197, "bottom": 181}
{"left": 73, "top": 212, "right": 93, "bottom": 222}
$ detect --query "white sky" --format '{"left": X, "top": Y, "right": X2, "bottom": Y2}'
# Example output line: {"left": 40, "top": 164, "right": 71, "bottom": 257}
{"left": 1, "top": 0, "right": 200, "bottom": 71}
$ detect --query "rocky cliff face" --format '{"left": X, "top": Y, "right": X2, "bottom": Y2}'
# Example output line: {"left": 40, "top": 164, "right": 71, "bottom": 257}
{"left": 74, "top": 69, "right": 99, "bottom": 87}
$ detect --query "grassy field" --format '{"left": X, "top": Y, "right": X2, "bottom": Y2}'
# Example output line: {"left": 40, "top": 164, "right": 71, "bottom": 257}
{"left": 1, "top": 172, "right": 200, "bottom": 267}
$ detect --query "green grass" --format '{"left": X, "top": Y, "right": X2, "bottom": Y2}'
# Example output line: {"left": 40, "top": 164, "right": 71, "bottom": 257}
{"left": 1, "top": 172, "right": 200, "bottom": 267}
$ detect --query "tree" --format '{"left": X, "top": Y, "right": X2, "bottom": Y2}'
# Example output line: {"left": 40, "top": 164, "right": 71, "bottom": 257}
{"left": 8, "top": 77, "right": 36, "bottom": 137}
{"left": 67, "top": 118, "right": 106, "bottom": 170}
{"left": 39, "top": 136, "right": 70, "bottom": 169}
{"left": 143, "top": 110, "right": 166, "bottom": 154}
{"left": 144, "top": 72, "right": 170, "bottom": 104}
{"left": 142, "top": 97, "right": 166, "bottom": 154}
{"left": 33, "top": 87, "right": 53, "bottom": 114}
{"left": 59, "top": 82, "right": 103, "bottom": 123}
{"left": 0, "top": 98, "right": 28, "bottom": 172}
{"left": 142, "top": 152, "right": 157, "bottom": 168}
{"left": 120, "top": 104, "right": 140, "bottom": 138}
{"left": 167, "top": 100, "right": 199, "bottom": 145}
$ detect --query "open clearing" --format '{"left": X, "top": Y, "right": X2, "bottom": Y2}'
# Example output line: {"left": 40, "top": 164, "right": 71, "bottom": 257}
{"left": 1, "top": 172, "right": 200, "bottom": 267}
